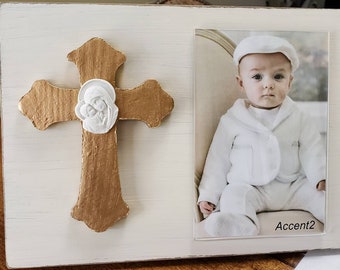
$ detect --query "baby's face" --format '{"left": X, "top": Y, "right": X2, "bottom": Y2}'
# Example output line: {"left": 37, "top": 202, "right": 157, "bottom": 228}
{"left": 237, "top": 53, "right": 293, "bottom": 109}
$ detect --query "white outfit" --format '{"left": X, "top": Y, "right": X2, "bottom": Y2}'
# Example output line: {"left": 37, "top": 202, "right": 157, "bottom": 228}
{"left": 198, "top": 97, "right": 326, "bottom": 236}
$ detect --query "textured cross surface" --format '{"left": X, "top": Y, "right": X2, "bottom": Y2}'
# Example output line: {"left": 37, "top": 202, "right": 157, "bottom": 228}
{"left": 18, "top": 37, "right": 174, "bottom": 232}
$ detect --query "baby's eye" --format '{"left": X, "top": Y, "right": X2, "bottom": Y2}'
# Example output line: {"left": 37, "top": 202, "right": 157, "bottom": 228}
{"left": 252, "top": 74, "right": 262, "bottom": 80}
{"left": 274, "top": 74, "right": 285, "bottom": 80}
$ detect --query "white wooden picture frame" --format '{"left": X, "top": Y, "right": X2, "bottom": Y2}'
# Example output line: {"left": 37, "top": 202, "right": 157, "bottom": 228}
{"left": 1, "top": 3, "right": 340, "bottom": 268}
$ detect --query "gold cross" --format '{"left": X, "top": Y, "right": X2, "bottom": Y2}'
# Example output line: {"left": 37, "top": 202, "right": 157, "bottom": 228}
{"left": 18, "top": 38, "right": 174, "bottom": 232}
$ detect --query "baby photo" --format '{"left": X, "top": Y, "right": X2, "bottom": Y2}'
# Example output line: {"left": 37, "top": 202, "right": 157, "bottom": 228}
{"left": 194, "top": 30, "right": 328, "bottom": 239}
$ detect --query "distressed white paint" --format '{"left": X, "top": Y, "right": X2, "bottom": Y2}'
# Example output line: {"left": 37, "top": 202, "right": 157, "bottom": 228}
{"left": 1, "top": 4, "right": 340, "bottom": 268}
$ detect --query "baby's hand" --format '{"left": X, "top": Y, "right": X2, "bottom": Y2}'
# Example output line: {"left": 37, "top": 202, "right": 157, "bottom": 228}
{"left": 199, "top": 201, "right": 215, "bottom": 215}
{"left": 317, "top": 180, "right": 326, "bottom": 191}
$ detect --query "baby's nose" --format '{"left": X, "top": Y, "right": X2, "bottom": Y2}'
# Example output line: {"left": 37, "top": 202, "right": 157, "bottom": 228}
{"left": 264, "top": 78, "right": 275, "bottom": 89}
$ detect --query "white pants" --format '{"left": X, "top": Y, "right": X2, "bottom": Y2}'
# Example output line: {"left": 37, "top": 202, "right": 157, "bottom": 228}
{"left": 219, "top": 178, "right": 325, "bottom": 229}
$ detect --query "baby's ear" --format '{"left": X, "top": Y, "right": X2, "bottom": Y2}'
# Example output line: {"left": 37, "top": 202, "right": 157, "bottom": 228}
{"left": 236, "top": 75, "right": 243, "bottom": 89}
{"left": 288, "top": 74, "right": 294, "bottom": 89}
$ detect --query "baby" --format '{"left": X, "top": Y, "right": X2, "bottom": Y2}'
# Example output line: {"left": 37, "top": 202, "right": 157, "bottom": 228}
{"left": 198, "top": 35, "right": 326, "bottom": 237}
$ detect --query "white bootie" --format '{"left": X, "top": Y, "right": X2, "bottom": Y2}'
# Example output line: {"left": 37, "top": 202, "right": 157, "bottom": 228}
{"left": 204, "top": 212, "right": 259, "bottom": 237}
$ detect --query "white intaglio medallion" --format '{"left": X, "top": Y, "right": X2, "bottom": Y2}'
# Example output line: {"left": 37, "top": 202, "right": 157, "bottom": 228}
{"left": 75, "top": 79, "right": 119, "bottom": 134}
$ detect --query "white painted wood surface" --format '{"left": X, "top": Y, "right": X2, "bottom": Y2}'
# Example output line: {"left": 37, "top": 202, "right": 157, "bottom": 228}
{"left": 1, "top": 3, "right": 340, "bottom": 268}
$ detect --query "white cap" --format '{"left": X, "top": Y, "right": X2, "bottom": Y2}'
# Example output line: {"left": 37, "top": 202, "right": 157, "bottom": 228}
{"left": 233, "top": 35, "right": 299, "bottom": 72}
